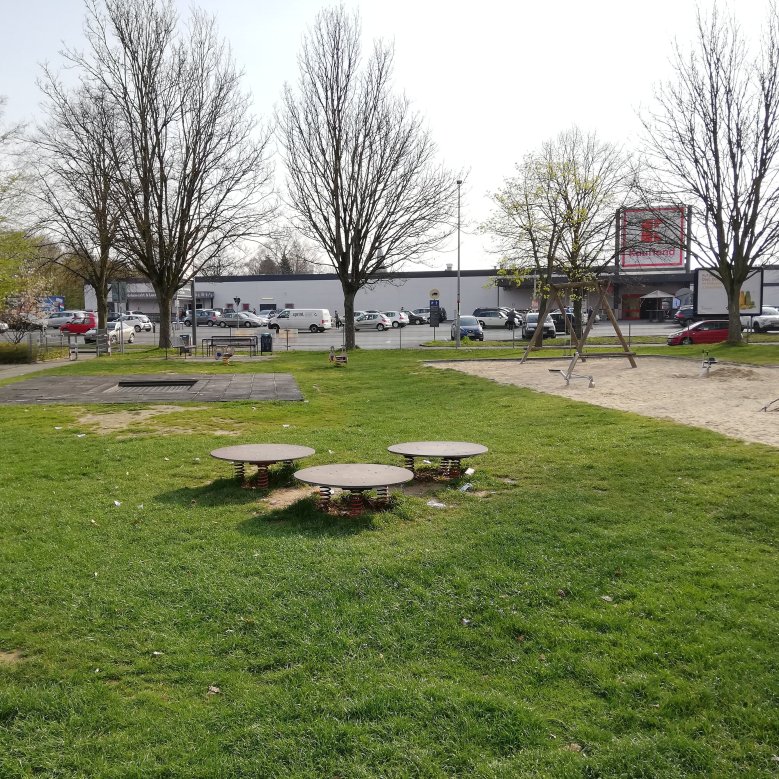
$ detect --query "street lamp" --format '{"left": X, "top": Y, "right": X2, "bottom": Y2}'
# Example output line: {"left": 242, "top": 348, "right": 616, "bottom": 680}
{"left": 455, "top": 179, "right": 463, "bottom": 348}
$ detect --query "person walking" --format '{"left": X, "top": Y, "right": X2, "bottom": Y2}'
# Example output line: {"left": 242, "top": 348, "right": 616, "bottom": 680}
{"left": 334, "top": 310, "right": 342, "bottom": 329}
{"left": 506, "top": 309, "right": 517, "bottom": 330}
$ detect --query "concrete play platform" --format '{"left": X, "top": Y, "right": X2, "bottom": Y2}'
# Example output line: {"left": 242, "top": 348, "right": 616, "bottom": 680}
{"left": 0, "top": 373, "right": 304, "bottom": 404}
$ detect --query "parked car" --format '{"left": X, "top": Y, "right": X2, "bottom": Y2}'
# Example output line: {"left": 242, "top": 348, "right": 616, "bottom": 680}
{"left": 382, "top": 310, "right": 409, "bottom": 328}
{"left": 740, "top": 306, "right": 779, "bottom": 332}
{"left": 472, "top": 308, "right": 511, "bottom": 328}
{"left": 451, "top": 315, "right": 484, "bottom": 341}
{"left": 46, "top": 310, "right": 86, "bottom": 329}
{"left": 60, "top": 312, "right": 98, "bottom": 335}
{"left": 0, "top": 321, "right": 8, "bottom": 333}
{"left": 667, "top": 320, "right": 729, "bottom": 345}
{"left": 218, "top": 311, "right": 266, "bottom": 328}
{"left": 116, "top": 313, "right": 153, "bottom": 332}
{"left": 354, "top": 312, "right": 392, "bottom": 331}
{"left": 183, "top": 309, "right": 221, "bottom": 327}
{"left": 522, "top": 312, "right": 557, "bottom": 339}
{"left": 674, "top": 305, "right": 698, "bottom": 325}
{"left": 84, "top": 320, "right": 136, "bottom": 344}
{"left": 549, "top": 310, "right": 578, "bottom": 333}
{"left": 414, "top": 306, "right": 447, "bottom": 323}
{"left": 407, "top": 309, "right": 428, "bottom": 324}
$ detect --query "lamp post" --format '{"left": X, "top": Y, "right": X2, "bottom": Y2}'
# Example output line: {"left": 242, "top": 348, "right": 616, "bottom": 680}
{"left": 455, "top": 179, "right": 462, "bottom": 348}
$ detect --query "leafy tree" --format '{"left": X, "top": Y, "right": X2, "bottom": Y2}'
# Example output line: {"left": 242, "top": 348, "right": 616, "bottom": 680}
{"left": 278, "top": 7, "right": 457, "bottom": 349}
{"left": 643, "top": 4, "right": 779, "bottom": 343}
{"left": 484, "top": 127, "right": 633, "bottom": 328}
{"left": 0, "top": 232, "right": 55, "bottom": 342}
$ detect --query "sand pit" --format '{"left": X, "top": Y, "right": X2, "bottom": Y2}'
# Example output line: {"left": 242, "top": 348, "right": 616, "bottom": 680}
{"left": 430, "top": 356, "right": 779, "bottom": 448}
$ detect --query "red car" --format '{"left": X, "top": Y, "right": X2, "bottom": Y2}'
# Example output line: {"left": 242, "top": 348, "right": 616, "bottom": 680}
{"left": 60, "top": 312, "right": 97, "bottom": 335}
{"left": 667, "top": 319, "right": 729, "bottom": 345}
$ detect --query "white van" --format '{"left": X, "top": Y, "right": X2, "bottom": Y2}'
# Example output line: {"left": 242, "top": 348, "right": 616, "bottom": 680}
{"left": 268, "top": 309, "right": 332, "bottom": 333}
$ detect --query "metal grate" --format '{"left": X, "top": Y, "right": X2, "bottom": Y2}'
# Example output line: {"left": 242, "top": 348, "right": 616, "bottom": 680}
{"left": 111, "top": 379, "right": 199, "bottom": 394}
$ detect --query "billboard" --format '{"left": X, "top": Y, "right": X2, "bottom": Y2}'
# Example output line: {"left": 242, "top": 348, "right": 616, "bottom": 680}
{"left": 619, "top": 206, "right": 687, "bottom": 269}
{"left": 694, "top": 268, "right": 762, "bottom": 316}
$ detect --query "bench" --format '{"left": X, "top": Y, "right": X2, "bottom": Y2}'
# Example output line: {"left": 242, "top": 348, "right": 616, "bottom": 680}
{"left": 203, "top": 336, "right": 259, "bottom": 357}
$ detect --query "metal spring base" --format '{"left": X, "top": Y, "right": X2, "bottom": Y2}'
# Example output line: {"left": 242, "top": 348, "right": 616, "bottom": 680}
{"left": 318, "top": 486, "right": 332, "bottom": 511}
{"left": 441, "top": 458, "right": 462, "bottom": 478}
{"left": 348, "top": 492, "right": 365, "bottom": 516}
{"left": 253, "top": 464, "right": 269, "bottom": 489}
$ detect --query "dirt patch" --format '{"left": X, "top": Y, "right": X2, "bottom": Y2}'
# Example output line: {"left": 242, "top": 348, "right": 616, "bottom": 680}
{"left": 78, "top": 405, "right": 209, "bottom": 434}
{"left": 430, "top": 357, "right": 779, "bottom": 448}
{"left": 0, "top": 649, "right": 23, "bottom": 665}
{"left": 260, "top": 486, "right": 315, "bottom": 510}
{"left": 403, "top": 480, "right": 448, "bottom": 497}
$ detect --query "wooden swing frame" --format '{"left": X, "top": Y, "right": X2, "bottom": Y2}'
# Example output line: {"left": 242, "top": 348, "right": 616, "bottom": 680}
{"left": 520, "top": 281, "right": 637, "bottom": 384}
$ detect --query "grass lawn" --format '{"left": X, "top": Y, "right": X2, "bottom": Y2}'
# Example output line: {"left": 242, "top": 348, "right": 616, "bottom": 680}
{"left": 1, "top": 348, "right": 777, "bottom": 777}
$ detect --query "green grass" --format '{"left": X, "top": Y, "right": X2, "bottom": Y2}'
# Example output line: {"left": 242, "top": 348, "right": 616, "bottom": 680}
{"left": 1, "top": 349, "right": 777, "bottom": 777}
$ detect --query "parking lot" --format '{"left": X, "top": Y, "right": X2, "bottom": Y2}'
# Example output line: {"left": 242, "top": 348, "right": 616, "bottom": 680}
{"left": 15, "top": 317, "right": 690, "bottom": 353}
{"left": 160, "top": 318, "right": 681, "bottom": 350}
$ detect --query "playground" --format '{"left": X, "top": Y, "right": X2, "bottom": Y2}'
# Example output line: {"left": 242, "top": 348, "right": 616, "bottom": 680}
{"left": 433, "top": 356, "right": 779, "bottom": 448}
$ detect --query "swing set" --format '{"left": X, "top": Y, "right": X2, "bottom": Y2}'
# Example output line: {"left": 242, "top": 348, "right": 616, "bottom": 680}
{"left": 520, "top": 280, "right": 637, "bottom": 386}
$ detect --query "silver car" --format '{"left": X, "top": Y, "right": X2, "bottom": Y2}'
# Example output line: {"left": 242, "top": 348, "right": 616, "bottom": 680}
{"left": 522, "top": 313, "right": 557, "bottom": 339}
{"left": 218, "top": 311, "right": 266, "bottom": 328}
{"left": 84, "top": 320, "right": 136, "bottom": 344}
{"left": 354, "top": 312, "right": 392, "bottom": 331}
{"left": 46, "top": 310, "right": 87, "bottom": 329}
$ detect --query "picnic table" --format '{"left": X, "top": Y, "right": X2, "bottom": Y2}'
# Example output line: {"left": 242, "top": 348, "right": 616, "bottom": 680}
{"left": 294, "top": 463, "right": 414, "bottom": 515}
{"left": 210, "top": 443, "right": 315, "bottom": 488}
{"left": 387, "top": 441, "right": 488, "bottom": 477}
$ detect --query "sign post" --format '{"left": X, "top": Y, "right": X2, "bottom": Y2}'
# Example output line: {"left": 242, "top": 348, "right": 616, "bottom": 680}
{"left": 428, "top": 288, "right": 441, "bottom": 338}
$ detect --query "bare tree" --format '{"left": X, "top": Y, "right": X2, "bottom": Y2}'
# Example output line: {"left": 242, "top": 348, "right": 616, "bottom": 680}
{"left": 278, "top": 7, "right": 458, "bottom": 349}
{"left": 59, "top": 0, "right": 275, "bottom": 346}
{"left": 643, "top": 4, "right": 779, "bottom": 343}
{"left": 32, "top": 79, "right": 127, "bottom": 327}
{"left": 484, "top": 127, "right": 633, "bottom": 327}
{"left": 245, "top": 226, "right": 322, "bottom": 274}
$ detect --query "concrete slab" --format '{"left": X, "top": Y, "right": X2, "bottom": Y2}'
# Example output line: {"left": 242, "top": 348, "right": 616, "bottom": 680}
{"left": 0, "top": 373, "right": 304, "bottom": 404}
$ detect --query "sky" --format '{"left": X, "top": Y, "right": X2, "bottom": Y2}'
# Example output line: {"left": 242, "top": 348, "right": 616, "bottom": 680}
{"left": 0, "top": 0, "right": 772, "bottom": 270}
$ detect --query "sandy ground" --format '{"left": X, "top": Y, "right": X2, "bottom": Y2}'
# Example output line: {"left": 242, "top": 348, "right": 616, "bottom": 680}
{"left": 430, "top": 356, "right": 779, "bottom": 449}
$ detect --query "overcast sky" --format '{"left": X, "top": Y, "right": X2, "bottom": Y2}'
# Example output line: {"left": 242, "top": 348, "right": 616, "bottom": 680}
{"left": 0, "top": 0, "right": 771, "bottom": 270}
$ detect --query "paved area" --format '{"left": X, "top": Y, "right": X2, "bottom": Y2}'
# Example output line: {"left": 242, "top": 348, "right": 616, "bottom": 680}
{"left": 0, "top": 372, "right": 303, "bottom": 404}
{"left": 0, "top": 357, "right": 95, "bottom": 380}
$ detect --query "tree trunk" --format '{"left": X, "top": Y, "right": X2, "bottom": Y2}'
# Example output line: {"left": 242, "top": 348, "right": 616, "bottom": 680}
{"left": 343, "top": 288, "right": 357, "bottom": 350}
{"left": 156, "top": 289, "right": 174, "bottom": 348}
{"left": 727, "top": 286, "right": 743, "bottom": 345}
{"left": 96, "top": 289, "right": 109, "bottom": 331}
